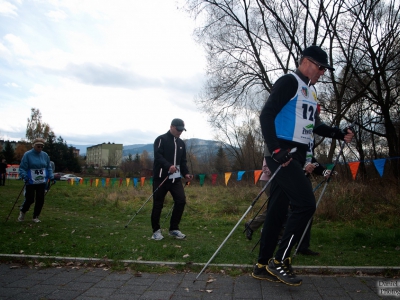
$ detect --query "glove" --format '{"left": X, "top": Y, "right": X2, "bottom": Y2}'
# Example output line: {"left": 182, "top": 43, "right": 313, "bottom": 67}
{"left": 323, "top": 169, "right": 338, "bottom": 177}
{"left": 341, "top": 126, "right": 354, "bottom": 135}
{"left": 271, "top": 148, "right": 292, "bottom": 164}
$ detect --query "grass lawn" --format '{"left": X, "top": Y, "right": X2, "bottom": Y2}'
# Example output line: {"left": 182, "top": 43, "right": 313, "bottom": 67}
{"left": 0, "top": 179, "right": 399, "bottom": 274}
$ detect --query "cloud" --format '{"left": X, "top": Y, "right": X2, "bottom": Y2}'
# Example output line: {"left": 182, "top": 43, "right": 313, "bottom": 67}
{"left": 0, "top": 0, "right": 213, "bottom": 147}
{"left": 0, "top": 0, "right": 18, "bottom": 17}
{"left": 46, "top": 9, "right": 67, "bottom": 22}
{"left": 4, "top": 34, "right": 31, "bottom": 56}
{"left": 4, "top": 82, "right": 19, "bottom": 87}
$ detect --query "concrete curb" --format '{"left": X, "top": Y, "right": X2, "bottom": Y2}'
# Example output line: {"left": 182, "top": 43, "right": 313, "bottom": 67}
{"left": 1, "top": 254, "right": 399, "bottom": 275}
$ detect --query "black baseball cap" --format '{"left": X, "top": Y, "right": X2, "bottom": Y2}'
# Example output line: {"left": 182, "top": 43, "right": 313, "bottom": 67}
{"left": 302, "top": 45, "right": 335, "bottom": 71}
{"left": 171, "top": 118, "right": 186, "bottom": 131}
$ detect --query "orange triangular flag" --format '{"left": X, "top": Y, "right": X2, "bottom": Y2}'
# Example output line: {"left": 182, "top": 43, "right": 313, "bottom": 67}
{"left": 348, "top": 162, "right": 360, "bottom": 180}
{"left": 140, "top": 177, "right": 145, "bottom": 186}
{"left": 224, "top": 172, "right": 232, "bottom": 186}
{"left": 254, "top": 170, "right": 262, "bottom": 184}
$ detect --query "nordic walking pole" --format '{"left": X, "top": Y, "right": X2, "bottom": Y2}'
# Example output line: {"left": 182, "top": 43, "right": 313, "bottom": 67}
{"left": 243, "top": 196, "right": 269, "bottom": 234}
{"left": 193, "top": 148, "right": 297, "bottom": 282}
{"left": 124, "top": 174, "right": 169, "bottom": 228}
{"left": 161, "top": 203, "right": 174, "bottom": 228}
{"left": 161, "top": 181, "right": 190, "bottom": 228}
{"left": 293, "top": 121, "right": 356, "bottom": 257}
{"left": 250, "top": 178, "right": 326, "bottom": 253}
{"left": 293, "top": 140, "right": 349, "bottom": 257}
{"left": 5, "top": 183, "right": 26, "bottom": 223}
{"left": 193, "top": 165, "right": 283, "bottom": 283}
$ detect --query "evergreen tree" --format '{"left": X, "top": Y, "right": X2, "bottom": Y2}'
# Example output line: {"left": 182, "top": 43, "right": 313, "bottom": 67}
{"left": 214, "top": 145, "right": 230, "bottom": 174}
{"left": 2, "top": 141, "right": 15, "bottom": 164}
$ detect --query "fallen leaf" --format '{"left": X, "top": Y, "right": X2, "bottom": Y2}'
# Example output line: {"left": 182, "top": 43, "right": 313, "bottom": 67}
{"left": 183, "top": 254, "right": 190, "bottom": 258}
{"left": 40, "top": 233, "right": 49, "bottom": 237}
{"left": 137, "top": 256, "right": 142, "bottom": 260}
{"left": 19, "top": 250, "right": 24, "bottom": 254}
{"left": 207, "top": 279, "right": 216, "bottom": 283}
{"left": 9, "top": 266, "right": 20, "bottom": 269}
{"left": 175, "top": 245, "right": 182, "bottom": 248}
{"left": 71, "top": 230, "right": 75, "bottom": 234}
{"left": 86, "top": 236, "right": 90, "bottom": 238}
{"left": 206, "top": 290, "right": 213, "bottom": 293}
{"left": 185, "top": 288, "right": 189, "bottom": 292}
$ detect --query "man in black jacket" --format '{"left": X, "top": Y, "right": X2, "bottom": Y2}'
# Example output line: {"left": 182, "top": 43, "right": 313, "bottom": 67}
{"left": 151, "top": 118, "right": 193, "bottom": 241}
{"left": 253, "top": 45, "right": 354, "bottom": 286}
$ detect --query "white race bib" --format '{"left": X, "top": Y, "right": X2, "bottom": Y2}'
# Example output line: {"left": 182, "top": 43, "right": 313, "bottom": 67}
{"left": 30, "top": 168, "right": 47, "bottom": 184}
{"left": 169, "top": 165, "right": 181, "bottom": 179}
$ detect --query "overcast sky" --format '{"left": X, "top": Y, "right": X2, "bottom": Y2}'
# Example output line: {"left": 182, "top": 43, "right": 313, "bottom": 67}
{"left": 0, "top": 0, "right": 214, "bottom": 146}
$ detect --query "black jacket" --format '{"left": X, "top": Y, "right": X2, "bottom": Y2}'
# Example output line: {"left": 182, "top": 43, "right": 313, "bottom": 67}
{"left": 153, "top": 131, "right": 189, "bottom": 180}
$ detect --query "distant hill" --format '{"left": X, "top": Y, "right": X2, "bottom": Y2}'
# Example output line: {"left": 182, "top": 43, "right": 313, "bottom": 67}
{"left": 72, "top": 139, "right": 222, "bottom": 159}
{"left": 123, "top": 138, "right": 222, "bottom": 159}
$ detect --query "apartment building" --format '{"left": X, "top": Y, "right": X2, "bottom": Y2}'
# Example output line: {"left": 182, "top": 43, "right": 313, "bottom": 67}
{"left": 86, "top": 142, "right": 123, "bottom": 167}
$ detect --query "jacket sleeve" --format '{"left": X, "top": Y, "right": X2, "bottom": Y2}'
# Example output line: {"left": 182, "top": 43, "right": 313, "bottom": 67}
{"left": 313, "top": 112, "right": 346, "bottom": 140}
{"left": 19, "top": 153, "right": 29, "bottom": 180}
{"left": 153, "top": 136, "right": 173, "bottom": 171}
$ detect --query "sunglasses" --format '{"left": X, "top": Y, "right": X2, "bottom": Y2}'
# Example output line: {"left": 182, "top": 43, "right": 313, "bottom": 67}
{"left": 307, "top": 57, "right": 327, "bottom": 71}
{"left": 35, "top": 145, "right": 44, "bottom": 148}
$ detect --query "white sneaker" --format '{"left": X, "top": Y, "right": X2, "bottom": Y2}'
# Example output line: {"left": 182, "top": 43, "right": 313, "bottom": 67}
{"left": 151, "top": 229, "right": 164, "bottom": 240}
{"left": 18, "top": 211, "right": 25, "bottom": 222}
{"left": 32, "top": 218, "right": 41, "bottom": 223}
{"left": 169, "top": 230, "right": 186, "bottom": 239}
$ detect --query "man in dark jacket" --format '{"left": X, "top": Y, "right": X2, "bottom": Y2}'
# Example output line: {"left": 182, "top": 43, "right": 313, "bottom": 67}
{"left": 253, "top": 45, "right": 354, "bottom": 286}
{"left": 151, "top": 118, "right": 193, "bottom": 241}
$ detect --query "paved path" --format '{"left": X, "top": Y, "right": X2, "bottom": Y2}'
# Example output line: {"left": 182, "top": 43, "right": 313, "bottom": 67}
{"left": 1, "top": 263, "right": 395, "bottom": 299}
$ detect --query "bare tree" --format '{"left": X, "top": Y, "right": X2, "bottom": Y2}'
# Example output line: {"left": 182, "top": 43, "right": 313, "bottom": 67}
{"left": 185, "top": 0, "right": 400, "bottom": 178}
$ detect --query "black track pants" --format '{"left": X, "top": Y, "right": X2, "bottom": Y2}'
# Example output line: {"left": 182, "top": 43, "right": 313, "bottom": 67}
{"left": 151, "top": 178, "right": 186, "bottom": 232}
{"left": 258, "top": 157, "right": 316, "bottom": 264}
{"left": 20, "top": 184, "right": 46, "bottom": 219}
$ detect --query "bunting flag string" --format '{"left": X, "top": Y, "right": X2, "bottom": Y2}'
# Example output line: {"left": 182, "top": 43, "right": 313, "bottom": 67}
{"left": 18, "top": 156, "right": 394, "bottom": 189}
{"left": 372, "top": 158, "right": 386, "bottom": 177}
{"left": 199, "top": 174, "right": 205, "bottom": 186}
{"left": 348, "top": 161, "right": 360, "bottom": 180}
{"left": 211, "top": 173, "right": 217, "bottom": 185}
{"left": 254, "top": 170, "right": 262, "bottom": 184}
{"left": 237, "top": 171, "right": 245, "bottom": 181}
{"left": 224, "top": 172, "right": 231, "bottom": 186}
